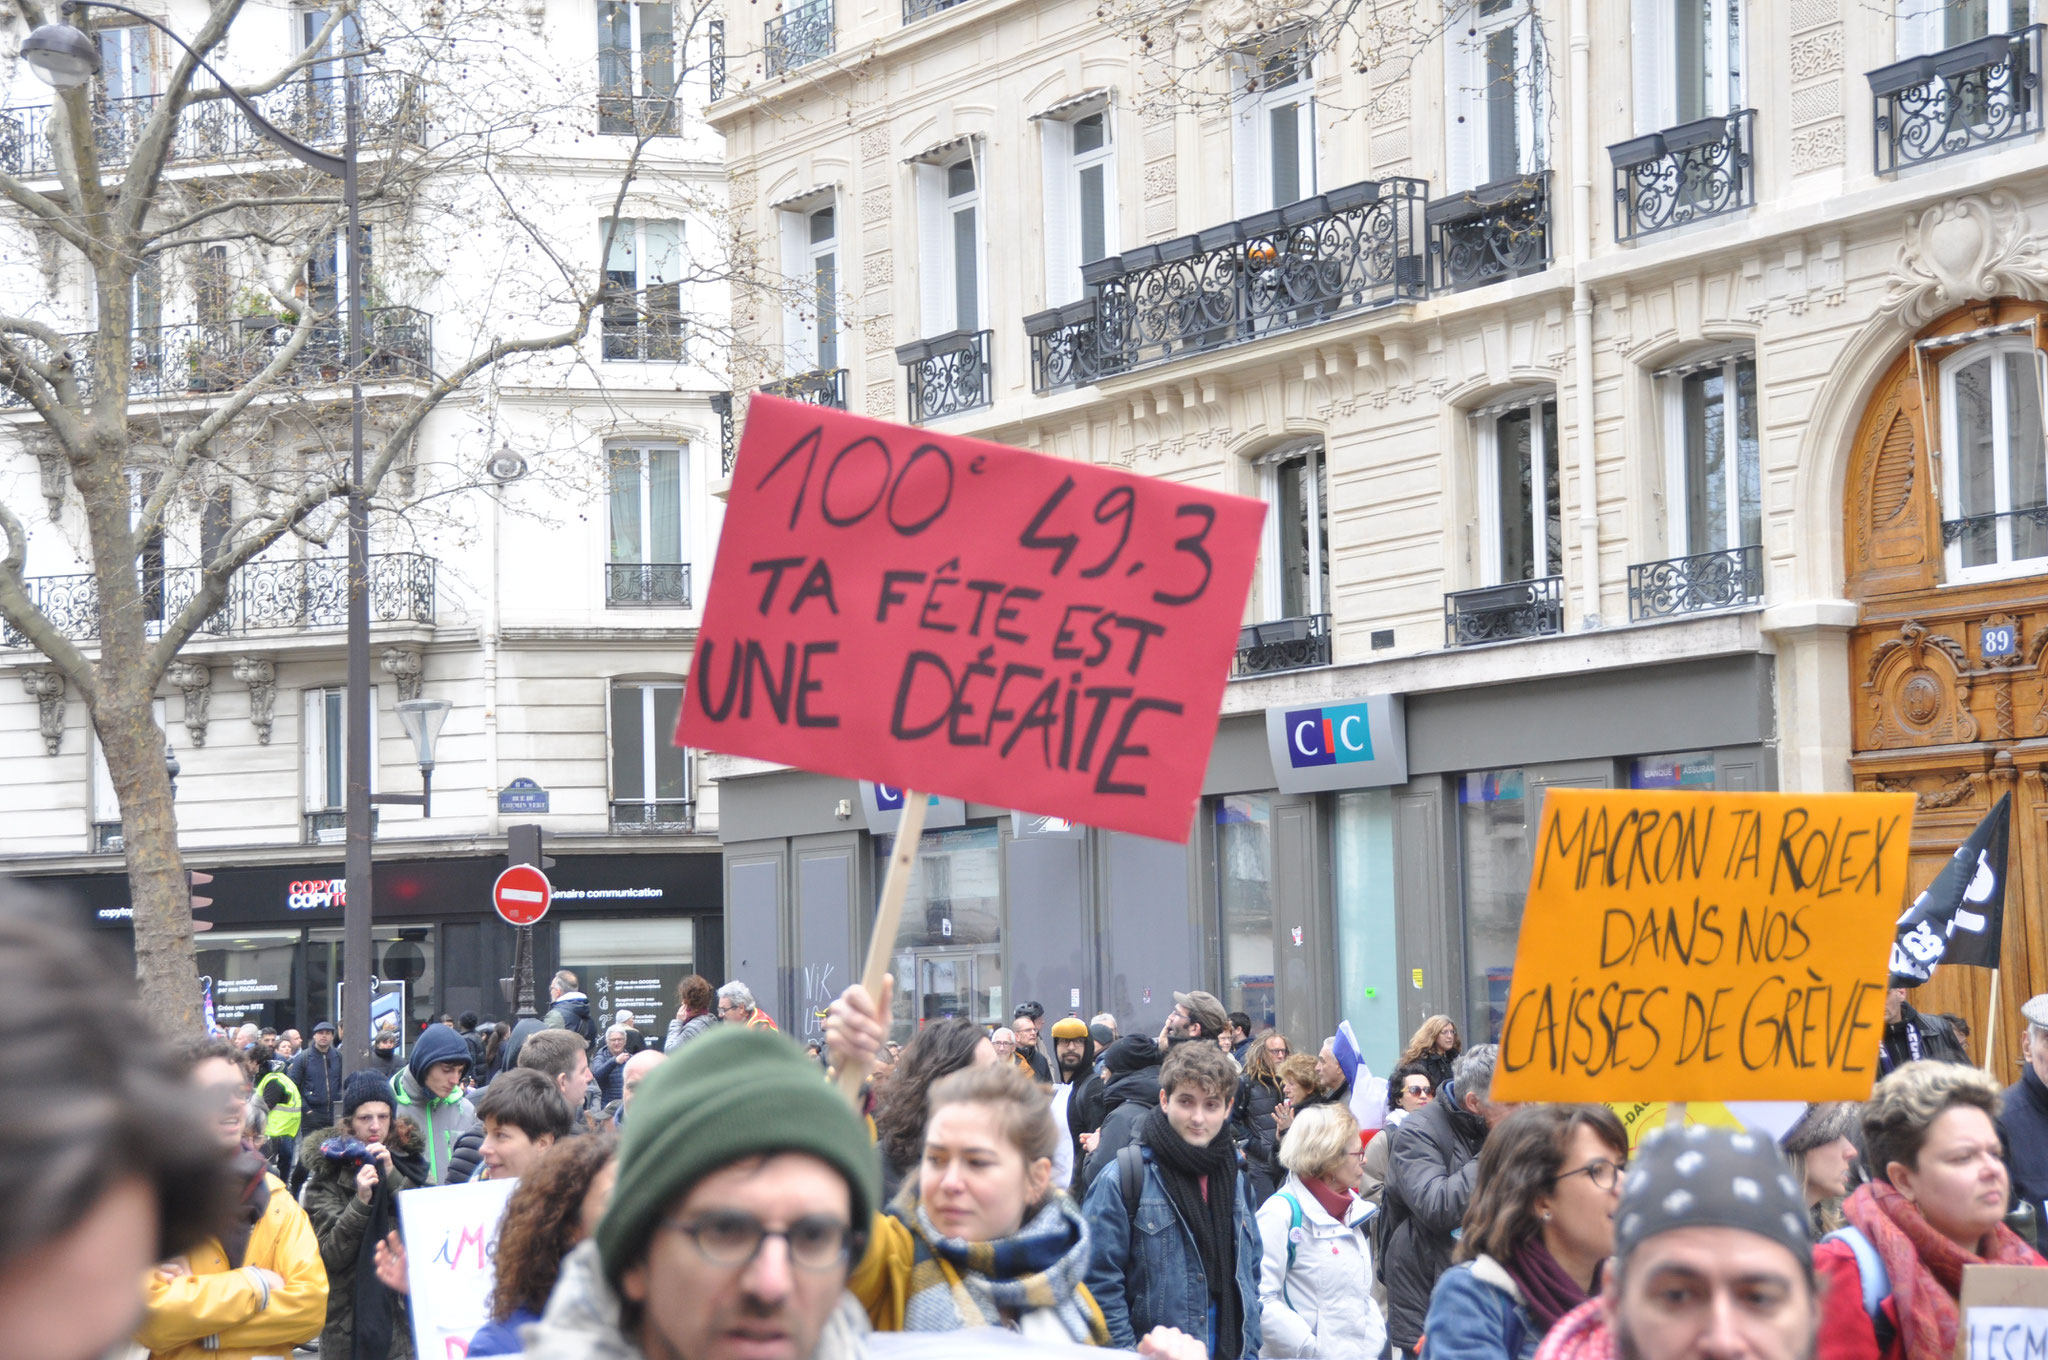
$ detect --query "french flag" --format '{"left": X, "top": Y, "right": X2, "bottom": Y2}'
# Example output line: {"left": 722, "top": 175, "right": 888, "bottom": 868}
{"left": 1332, "top": 1020, "right": 1389, "bottom": 1132}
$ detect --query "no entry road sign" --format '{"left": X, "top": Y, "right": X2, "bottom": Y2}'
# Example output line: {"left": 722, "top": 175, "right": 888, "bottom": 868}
{"left": 492, "top": 864, "right": 552, "bottom": 927}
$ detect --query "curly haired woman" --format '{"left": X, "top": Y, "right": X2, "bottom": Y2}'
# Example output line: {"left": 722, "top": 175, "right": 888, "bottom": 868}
{"left": 465, "top": 1134, "right": 619, "bottom": 1357}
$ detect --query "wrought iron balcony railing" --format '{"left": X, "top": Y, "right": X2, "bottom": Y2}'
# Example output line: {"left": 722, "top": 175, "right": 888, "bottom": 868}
{"left": 709, "top": 20, "right": 726, "bottom": 100}
{"left": 606, "top": 562, "right": 692, "bottom": 607}
{"left": 611, "top": 799, "right": 694, "bottom": 832}
{"left": 601, "top": 287, "right": 684, "bottom": 362}
{"left": 1426, "top": 172, "right": 1552, "bottom": 292}
{"left": 761, "top": 367, "right": 849, "bottom": 408}
{"left": 1233, "top": 614, "right": 1332, "bottom": 677}
{"left": 597, "top": 91, "right": 681, "bottom": 137}
{"left": 0, "top": 553, "right": 436, "bottom": 647}
{"left": 898, "top": 329, "right": 993, "bottom": 422}
{"left": 1626, "top": 544, "right": 1764, "bottom": 622}
{"left": 1871, "top": 26, "right": 2044, "bottom": 174}
{"left": 766, "top": 0, "right": 835, "bottom": 76}
{"left": 1444, "top": 575, "right": 1565, "bottom": 648}
{"left": 0, "top": 308, "right": 433, "bottom": 409}
{"left": 902, "top": 0, "right": 971, "bottom": 22}
{"left": 1941, "top": 504, "right": 2048, "bottom": 559}
{"left": 710, "top": 391, "right": 736, "bottom": 476}
{"left": 1032, "top": 178, "right": 1427, "bottom": 389}
{"left": 1610, "top": 111, "right": 1757, "bottom": 242}
{"left": 306, "top": 809, "right": 378, "bottom": 845}
{"left": 0, "top": 73, "right": 423, "bottom": 179}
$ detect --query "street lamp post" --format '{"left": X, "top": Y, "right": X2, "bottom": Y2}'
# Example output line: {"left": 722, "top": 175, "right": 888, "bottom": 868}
{"left": 22, "top": 5, "right": 388, "bottom": 1067}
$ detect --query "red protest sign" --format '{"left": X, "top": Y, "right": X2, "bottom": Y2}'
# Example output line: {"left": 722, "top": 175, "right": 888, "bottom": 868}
{"left": 676, "top": 396, "right": 1264, "bottom": 842}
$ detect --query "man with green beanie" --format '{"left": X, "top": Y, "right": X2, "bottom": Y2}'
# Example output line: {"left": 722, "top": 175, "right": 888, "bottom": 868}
{"left": 520, "top": 1025, "right": 878, "bottom": 1360}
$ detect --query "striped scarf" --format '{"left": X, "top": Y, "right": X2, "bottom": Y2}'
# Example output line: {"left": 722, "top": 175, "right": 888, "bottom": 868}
{"left": 898, "top": 1191, "right": 1109, "bottom": 1346}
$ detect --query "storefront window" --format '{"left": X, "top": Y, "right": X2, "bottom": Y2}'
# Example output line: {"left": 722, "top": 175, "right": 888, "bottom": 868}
{"left": 1459, "top": 769, "right": 1530, "bottom": 1045}
{"left": 559, "top": 917, "right": 695, "bottom": 1039}
{"left": 1217, "top": 795, "right": 1276, "bottom": 1032}
{"left": 305, "top": 924, "right": 436, "bottom": 1041}
{"left": 198, "top": 929, "right": 301, "bottom": 1033}
{"left": 885, "top": 826, "right": 1002, "bottom": 1040}
{"left": 1631, "top": 751, "right": 1717, "bottom": 789}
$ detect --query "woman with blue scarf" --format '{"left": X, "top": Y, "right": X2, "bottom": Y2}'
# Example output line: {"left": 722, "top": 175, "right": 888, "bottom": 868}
{"left": 846, "top": 1057, "right": 1205, "bottom": 1357}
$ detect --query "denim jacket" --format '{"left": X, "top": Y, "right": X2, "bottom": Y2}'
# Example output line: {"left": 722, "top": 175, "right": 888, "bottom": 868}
{"left": 1421, "top": 1256, "right": 1539, "bottom": 1360}
{"left": 1080, "top": 1143, "right": 1263, "bottom": 1357}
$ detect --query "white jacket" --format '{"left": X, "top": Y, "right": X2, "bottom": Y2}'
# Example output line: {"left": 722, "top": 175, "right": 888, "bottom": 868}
{"left": 1255, "top": 1171, "right": 1390, "bottom": 1359}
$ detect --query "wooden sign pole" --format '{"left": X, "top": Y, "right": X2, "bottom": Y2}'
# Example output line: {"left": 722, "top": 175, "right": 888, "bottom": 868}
{"left": 1984, "top": 967, "right": 2003, "bottom": 1078}
{"left": 1665, "top": 1101, "right": 1688, "bottom": 1130}
{"left": 835, "top": 791, "right": 930, "bottom": 1103}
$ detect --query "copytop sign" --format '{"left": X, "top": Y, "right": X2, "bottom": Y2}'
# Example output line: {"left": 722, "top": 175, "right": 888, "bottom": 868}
{"left": 1264, "top": 694, "right": 1408, "bottom": 793}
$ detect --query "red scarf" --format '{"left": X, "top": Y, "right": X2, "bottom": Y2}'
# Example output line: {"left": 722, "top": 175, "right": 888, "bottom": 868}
{"left": 1299, "top": 1173, "right": 1354, "bottom": 1223}
{"left": 1842, "top": 1180, "right": 2043, "bottom": 1360}
{"left": 1533, "top": 1298, "right": 1612, "bottom": 1360}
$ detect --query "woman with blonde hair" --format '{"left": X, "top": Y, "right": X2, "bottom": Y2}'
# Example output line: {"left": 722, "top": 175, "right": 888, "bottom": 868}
{"left": 1779, "top": 1101, "right": 1861, "bottom": 1238}
{"left": 1817, "top": 1062, "right": 2044, "bottom": 1360}
{"left": 1400, "top": 1015, "right": 1461, "bottom": 1092}
{"left": 1255, "top": 1103, "right": 1385, "bottom": 1358}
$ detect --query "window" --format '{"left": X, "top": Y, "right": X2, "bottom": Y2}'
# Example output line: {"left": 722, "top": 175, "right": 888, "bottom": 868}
{"left": 916, "top": 152, "right": 985, "bottom": 337}
{"left": 307, "top": 226, "right": 371, "bottom": 323}
{"left": 200, "top": 485, "right": 233, "bottom": 569}
{"left": 97, "top": 24, "right": 154, "bottom": 99}
{"left": 1217, "top": 795, "right": 1277, "bottom": 1033}
{"left": 610, "top": 682, "right": 689, "bottom": 827}
{"left": 195, "top": 246, "right": 231, "bottom": 327}
{"left": 299, "top": 7, "right": 364, "bottom": 133}
{"left": 598, "top": 0, "right": 677, "bottom": 134}
{"left": 1898, "top": 0, "right": 2032, "bottom": 56}
{"left": 303, "top": 687, "right": 380, "bottom": 817}
{"left": 1232, "top": 41, "right": 1316, "bottom": 214}
{"left": 1459, "top": 768, "right": 1530, "bottom": 1044}
{"left": 1040, "top": 109, "right": 1117, "bottom": 308}
{"left": 780, "top": 202, "right": 839, "bottom": 373}
{"left": 1631, "top": 0, "right": 1743, "bottom": 132}
{"left": 1940, "top": 339, "right": 2048, "bottom": 577}
{"left": 91, "top": 698, "right": 167, "bottom": 851}
{"left": 1661, "top": 352, "right": 1759, "bottom": 556}
{"left": 883, "top": 826, "right": 1003, "bottom": 1039}
{"left": 601, "top": 218, "right": 684, "bottom": 361}
{"left": 608, "top": 443, "right": 687, "bottom": 570}
{"left": 559, "top": 918, "right": 696, "bottom": 1036}
{"left": 126, "top": 470, "right": 165, "bottom": 623}
{"left": 1259, "top": 442, "right": 1328, "bottom": 620}
{"left": 1480, "top": 396, "right": 1561, "bottom": 583}
{"left": 1446, "top": 0, "right": 1546, "bottom": 190}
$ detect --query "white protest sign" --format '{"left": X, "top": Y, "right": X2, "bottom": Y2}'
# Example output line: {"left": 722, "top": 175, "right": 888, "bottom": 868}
{"left": 1960, "top": 1266, "right": 2048, "bottom": 1360}
{"left": 398, "top": 1177, "right": 517, "bottom": 1359}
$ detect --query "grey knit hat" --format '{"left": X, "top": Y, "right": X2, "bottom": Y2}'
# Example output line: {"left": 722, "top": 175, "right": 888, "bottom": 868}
{"left": 1779, "top": 1102, "right": 1861, "bottom": 1156}
{"left": 1615, "top": 1124, "right": 1812, "bottom": 1270}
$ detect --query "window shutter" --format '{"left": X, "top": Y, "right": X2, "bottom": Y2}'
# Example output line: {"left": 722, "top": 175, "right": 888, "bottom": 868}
{"left": 1632, "top": 0, "right": 1673, "bottom": 133}
{"left": 778, "top": 210, "right": 811, "bottom": 371}
{"left": 1041, "top": 119, "right": 1076, "bottom": 308}
{"left": 1522, "top": 13, "right": 1549, "bottom": 175}
{"left": 1443, "top": 12, "right": 1480, "bottom": 192}
{"left": 915, "top": 164, "right": 947, "bottom": 339}
{"left": 303, "top": 690, "right": 326, "bottom": 809}
{"left": 1231, "top": 63, "right": 1260, "bottom": 218}
{"left": 1301, "top": 94, "right": 1319, "bottom": 198}
{"left": 970, "top": 139, "right": 990, "bottom": 333}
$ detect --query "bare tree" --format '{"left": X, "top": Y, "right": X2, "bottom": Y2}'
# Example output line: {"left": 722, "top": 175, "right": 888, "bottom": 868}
{"left": 0, "top": 0, "right": 729, "bottom": 1029}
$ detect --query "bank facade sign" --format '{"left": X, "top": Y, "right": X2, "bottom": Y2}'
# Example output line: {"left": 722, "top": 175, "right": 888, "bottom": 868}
{"left": 1264, "top": 695, "right": 1408, "bottom": 793}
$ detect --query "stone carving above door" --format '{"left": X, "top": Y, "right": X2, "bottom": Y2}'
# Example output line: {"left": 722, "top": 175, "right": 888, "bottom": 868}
{"left": 1865, "top": 620, "right": 1977, "bottom": 746}
{"left": 1881, "top": 192, "right": 2048, "bottom": 327}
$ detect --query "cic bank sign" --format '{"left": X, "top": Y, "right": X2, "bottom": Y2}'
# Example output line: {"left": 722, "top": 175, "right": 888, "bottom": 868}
{"left": 1263, "top": 695, "right": 1408, "bottom": 793}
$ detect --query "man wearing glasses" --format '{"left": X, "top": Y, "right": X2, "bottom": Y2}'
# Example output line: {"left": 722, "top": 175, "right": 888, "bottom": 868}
{"left": 521, "top": 1025, "right": 873, "bottom": 1360}
{"left": 716, "top": 979, "right": 780, "bottom": 1031}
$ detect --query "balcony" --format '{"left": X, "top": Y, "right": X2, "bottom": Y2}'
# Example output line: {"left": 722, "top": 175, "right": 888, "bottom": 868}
{"left": 1031, "top": 179, "right": 1427, "bottom": 390}
{"left": 710, "top": 392, "right": 736, "bottom": 476}
{"left": 1444, "top": 576, "right": 1565, "bottom": 648}
{"left": 1610, "top": 111, "right": 1757, "bottom": 242}
{"left": 765, "top": 0, "right": 835, "bottom": 76}
{"left": 601, "top": 288, "right": 683, "bottom": 362}
{"left": 898, "top": 329, "right": 993, "bottom": 422}
{"left": 0, "top": 553, "right": 437, "bottom": 647}
{"left": 709, "top": 20, "right": 726, "bottom": 100}
{"left": 606, "top": 562, "right": 692, "bottom": 607}
{"left": 1941, "top": 504, "right": 2048, "bottom": 558}
{"left": 902, "top": 0, "right": 971, "bottom": 21}
{"left": 0, "top": 73, "right": 422, "bottom": 180}
{"left": 1627, "top": 545, "right": 1764, "bottom": 622}
{"left": 305, "top": 809, "right": 378, "bottom": 845}
{"left": 612, "top": 799, "right": 694, "bottom": 832}
{"left": 0, "top": 309, "right": 433, "bottom": 410}
{"left": 1233, "top": 614, "right": 1331, "bottom": 677}
{"left": 1871, "top": 26, "right": 2044, "bottom": 174}
{"left": 761, "top": 367, "right": 849, "bottom": 408}
{"left": 597, "top": 91, "right": 681, "bottom": 137}
{"left": 1426, "top": 172, "right": 1552, "bottom": 292}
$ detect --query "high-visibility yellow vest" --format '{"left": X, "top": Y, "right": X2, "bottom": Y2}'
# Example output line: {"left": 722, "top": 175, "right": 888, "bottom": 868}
{"left": 256, "top": 1069, "right": 303, "bottom": 1139}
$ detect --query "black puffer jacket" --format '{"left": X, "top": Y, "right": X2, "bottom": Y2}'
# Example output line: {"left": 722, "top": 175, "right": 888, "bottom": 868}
{"left": 1413, "top": 1050, "right": 1456, "bottom": 1092}
{"left": 299, "top": 1118, "right": 430, "bottom": 1359}
{"left": 1080, "top": 1039, "right": 1163, "bottom": 1189}
{"left": 1380, "top": 1082, "right": 1489, "bottom": 1350}
{"left": 1237, "top": 1074, "right": 1285, "bottom": 1205}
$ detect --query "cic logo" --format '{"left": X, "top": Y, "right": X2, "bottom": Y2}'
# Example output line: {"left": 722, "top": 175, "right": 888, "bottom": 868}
{"left": 1283, "top": 702, "right": 1376, "bottom": 768}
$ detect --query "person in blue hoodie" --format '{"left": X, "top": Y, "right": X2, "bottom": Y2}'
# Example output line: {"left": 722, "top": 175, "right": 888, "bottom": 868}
{"left": 389, "top": 1024, "right": 480, "bottom": 1185}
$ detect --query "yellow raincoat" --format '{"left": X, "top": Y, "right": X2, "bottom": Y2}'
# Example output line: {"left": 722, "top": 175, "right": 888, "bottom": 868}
{"left": 137, "top": 1171, "right": 328, "bottom": 1360}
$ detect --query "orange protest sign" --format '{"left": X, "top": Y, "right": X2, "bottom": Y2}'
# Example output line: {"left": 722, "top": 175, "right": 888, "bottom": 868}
{"left": 1491, "top": 789, "right": 1915, "bottom": 1104}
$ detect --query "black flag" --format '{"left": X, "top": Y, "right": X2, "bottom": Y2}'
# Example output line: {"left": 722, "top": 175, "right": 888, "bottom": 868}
{"left": 1889, "top": 792, "right": 2011, "bottom": 987}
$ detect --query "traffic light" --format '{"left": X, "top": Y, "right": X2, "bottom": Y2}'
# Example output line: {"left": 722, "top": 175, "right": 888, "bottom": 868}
{"left": 189, "top": 869, "right": 214, "bottom": 934}
{"left": 506, "top": 824, "right": 556, "bottom": 871}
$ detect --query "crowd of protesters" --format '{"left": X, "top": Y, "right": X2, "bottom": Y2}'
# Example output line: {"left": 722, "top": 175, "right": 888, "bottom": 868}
{"left": 12, "top": 876, "right": 2048, "bottom": 1360}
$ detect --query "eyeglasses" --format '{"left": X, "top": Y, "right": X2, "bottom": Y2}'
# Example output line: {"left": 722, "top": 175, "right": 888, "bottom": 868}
{"left": 659, "top": 1211, "right": 854, "bottom": 1271}
{"left": 1554, "top": 1157, "right": 1627, "bottom": 1191}
{"left": 1402, "top": 1083, "right": 1432, "bottom": 1097}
